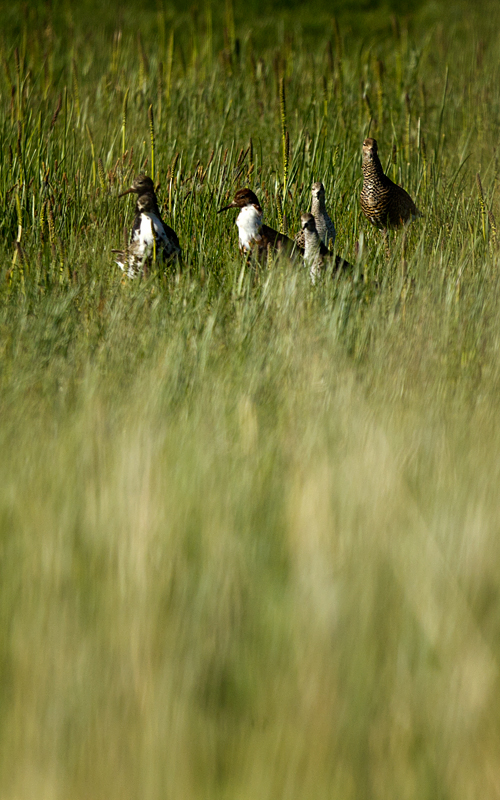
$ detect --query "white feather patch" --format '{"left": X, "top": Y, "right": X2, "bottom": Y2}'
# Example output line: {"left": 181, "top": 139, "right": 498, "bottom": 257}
{"left": 235, "top": 204, "right": 262, "bottom": 252}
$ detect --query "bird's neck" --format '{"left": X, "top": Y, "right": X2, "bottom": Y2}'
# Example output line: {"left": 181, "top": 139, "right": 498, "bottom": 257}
{"left": 311, "top": 195, "right": 326, "bottom": 215}
{"left": 303, "top": 228, "right": 321, "bottom": 258}
{"left": 139, "top": 212, "right": 159, "bottom": 245}
{"left": 362, "top": 154, "right": 385, "bottom": 180}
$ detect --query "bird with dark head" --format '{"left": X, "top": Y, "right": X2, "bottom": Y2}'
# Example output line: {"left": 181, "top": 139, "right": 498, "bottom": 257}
{"left": 218, "top": 187, "right": 262, "bottom": 215}
{"left": 218, "top": 187, "right": 297, "bottom": 262}
{"left": 118, "top": 174, "right": 156, "bottom": 200}
{"left": 118, "top": 174, "right": 181, "bottom": 266}
{"left": 113, "top": 192, "right": 180, "bottom": 277}
{"left": 300, "top": 212, "right": 352, "bottom": 283}
{"left": 360, "top": 138, "right": 421, "bottom": 231}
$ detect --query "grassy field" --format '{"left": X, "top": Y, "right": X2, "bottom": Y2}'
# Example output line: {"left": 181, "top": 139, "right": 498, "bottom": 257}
{"left": 2, "top": 1, "right": 500, "bottom": 798}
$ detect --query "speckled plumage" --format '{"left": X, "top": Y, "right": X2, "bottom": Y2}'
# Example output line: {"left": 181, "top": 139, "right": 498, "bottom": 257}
{"left": 300, "top": 212, "right": 351, "bottom": 283}
{"left": 295, "top": 182, "right": 336, "bottom": 251}
{"left": 360, "top": 138, "right": 421, "bottom": 230}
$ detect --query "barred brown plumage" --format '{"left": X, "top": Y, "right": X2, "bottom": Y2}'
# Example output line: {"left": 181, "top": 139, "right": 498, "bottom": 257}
{"left": 295, "top": 182, "right": 336, "bottom": 251}
{"left": 360, "top": 138, "right": 421, "bottom": 230}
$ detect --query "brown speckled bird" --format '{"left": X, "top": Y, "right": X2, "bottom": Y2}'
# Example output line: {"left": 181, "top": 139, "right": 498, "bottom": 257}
{"left": 360, "top": 138, "right": 421, "bottom": 230}
{"left": 300, "top": 212, "right": 352, "bottom": 284}
{"left": 218, "top": 188, "right": 297, "bottom": 262}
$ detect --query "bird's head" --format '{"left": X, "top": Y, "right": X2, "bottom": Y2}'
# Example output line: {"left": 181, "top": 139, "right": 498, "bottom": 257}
{"left": 300, "top": 212, "right": 317, "bottom": 233}
{"left": 218, "top": 187, "right": 262, "bottom": 214}
{"left": 119, "top": 174, "right": 156, "bottom": 198}
{"left": 311, "top": 181, "right": 325, "bottom": 200}
{"left": 136, "top": 193, "right": 156, "bottom": 214}
{"left": 362, "top": 138, "right": 378, "bottom": 163}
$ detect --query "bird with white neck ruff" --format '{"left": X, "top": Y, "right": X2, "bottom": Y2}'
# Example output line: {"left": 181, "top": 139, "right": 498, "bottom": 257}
{"left": 218, "top": 187, "right": 297, "bottom": 262}
{"left": 118, "top": 174, "right": 182, "bottom": 268}
{"left": 113, "top": 193, "right": 173, "bottom": 278}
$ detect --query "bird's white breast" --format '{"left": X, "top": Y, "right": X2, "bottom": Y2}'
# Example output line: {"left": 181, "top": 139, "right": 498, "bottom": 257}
{"left": 236, "top": 204, "right": 262, "bottom": 251}
{"left": 138, "top": 212, "right": 166, "bottom": 249}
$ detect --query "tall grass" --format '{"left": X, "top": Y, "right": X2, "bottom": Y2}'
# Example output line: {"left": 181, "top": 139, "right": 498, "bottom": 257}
{"left": 2, "top": 1, "right": 500, "bottom": 798}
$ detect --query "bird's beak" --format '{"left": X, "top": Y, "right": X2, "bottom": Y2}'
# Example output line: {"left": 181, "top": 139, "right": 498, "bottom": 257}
{"left": 217, "top": 201, "right": 237, "bottom": 213}
{"left": 118, "top": 187, "right": 135, "bottom": 198}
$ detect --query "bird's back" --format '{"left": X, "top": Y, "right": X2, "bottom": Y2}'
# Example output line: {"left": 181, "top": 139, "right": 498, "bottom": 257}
{"left": 260, "top": 224, "right": 296, "bottom": 255}
{"left": 160, "top": 221, "right": 181, "bottom": 255}
{"left": 315, "top": 213, "right": 336, "bottom": 248}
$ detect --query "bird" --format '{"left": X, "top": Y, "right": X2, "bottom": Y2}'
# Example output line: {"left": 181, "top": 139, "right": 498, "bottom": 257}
{"left": 118, "top": 174, "right": 182, "bottom": 263}
{"left": 295, "top": 181, "right": 336, "bottom": 251}
{"left": 300, "top": 212, "right": 352, "bottom": 283}
{"left": 112, "top": 193, "right": 175, "bottom": 277}
{"left": 218, "top": 187, "right": 297, "bottom": 262}
{"left": 360, "top": 138, "right": 421, "bottom": 230}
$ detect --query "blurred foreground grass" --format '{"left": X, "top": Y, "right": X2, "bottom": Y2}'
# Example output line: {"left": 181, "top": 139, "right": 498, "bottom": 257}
{"left": 3, "top": 255, "right": 500, "bottom": 798}
{"left": 2, "top": 0, "right": 500, "bottom": 798}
